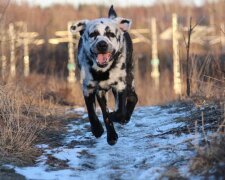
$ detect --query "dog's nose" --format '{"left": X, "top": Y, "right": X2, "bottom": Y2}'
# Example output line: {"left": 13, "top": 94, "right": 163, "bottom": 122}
{"left": 97, "top": 41, "right": 108, "bottom": 52}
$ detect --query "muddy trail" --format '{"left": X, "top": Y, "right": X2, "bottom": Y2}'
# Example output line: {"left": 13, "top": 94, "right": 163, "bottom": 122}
{"left": 2, "top": 102, "right": 221, "bottom": 179}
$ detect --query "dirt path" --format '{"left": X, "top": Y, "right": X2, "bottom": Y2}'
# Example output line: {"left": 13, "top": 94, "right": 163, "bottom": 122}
{"left": 6, "top": 104, "right": 203, "bottom": 179}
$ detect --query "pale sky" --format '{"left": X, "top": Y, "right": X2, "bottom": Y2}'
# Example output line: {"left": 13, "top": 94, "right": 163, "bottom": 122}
{"left": 15, "top": 0, "right": 206, "bottom": 7}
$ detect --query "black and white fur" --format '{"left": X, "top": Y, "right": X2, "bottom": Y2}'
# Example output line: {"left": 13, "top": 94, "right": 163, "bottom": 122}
{"left": 70, "top": 6, "right": 138, "bottom": 145}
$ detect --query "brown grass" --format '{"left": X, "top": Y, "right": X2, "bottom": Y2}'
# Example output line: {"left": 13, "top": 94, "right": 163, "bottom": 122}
{"left": 0, "top": 76, "right": 69, "bottom": 165}
{"left": 135, "top": 68, "right": 176, "bottom": 105}
{"left": 190, "top": 129, "right": 225, "bottom": 175}
{"left": 188, "top": 55, "right": 225, "bottom": 99}
{"left": 177, "top": 97, "right": 225, "bottom": 177}
{"left": 20, "top": 74, "right": 84, "bottom": 106}
{"left": 175, "top": 46, "right": 225, "bottom": 176}
{"left": 0, "top": 84, "right": 41, "bottom": 164}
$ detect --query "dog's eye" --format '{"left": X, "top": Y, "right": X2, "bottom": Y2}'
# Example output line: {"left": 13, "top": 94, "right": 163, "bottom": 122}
{"left": 89, "top": 31, "right": 100, "bottom": 38}
{"left": 105, "top": 32, "right": 116, "bottom": 38}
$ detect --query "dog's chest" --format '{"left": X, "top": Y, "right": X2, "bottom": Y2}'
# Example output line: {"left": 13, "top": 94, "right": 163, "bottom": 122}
{"left": 85, "top": 63, "right": 126, "bottom": 92}
{"left": 96, "top": 65, "right": 126, "bottom": 90}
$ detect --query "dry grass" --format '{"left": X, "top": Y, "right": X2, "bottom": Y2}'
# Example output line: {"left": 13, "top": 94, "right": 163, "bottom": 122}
{"left": 190, "top": 127, "right": 225, "bottom": 176}
{"left": 0, "top": 76, "right": 68, "bottom": 165}
{"left": 188, "top": 55, "right": 225, "bottom": 99}
{"left": 176, "top": 51, "right": 225, "bottom": 177}
{"left": 190, "top": 96, "right": 225, "bottom": 176}
{"left": 20, "top": 74, "right": 84, "bottom": 106}
{"left": 0, "top": 84, "right": 41, "bottom": 164}
{"left": 135, "top": 69, "right": 176, "bottom": 105}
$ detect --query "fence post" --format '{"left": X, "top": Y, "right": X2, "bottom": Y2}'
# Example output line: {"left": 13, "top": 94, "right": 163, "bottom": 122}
{"left": 67, "top": 22, "right": 76, "bottom": 83}
{"left": 150, "top": 17, "right": 160, "bottom": 87}
{"left": 9, "top": 23, "right": 16, "bottom": 78}
{"left": 23, "top": 23, "right": 30, "bottom": 77}
{"left": 172, "top": 13, "right": 182, "bottom": 95}
{"left": 1, "top": 33, "right": 7, "bottom": 78}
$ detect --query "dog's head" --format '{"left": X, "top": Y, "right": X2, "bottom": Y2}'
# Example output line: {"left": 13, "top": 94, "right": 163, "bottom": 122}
{"left": 70, "top": 6, "right": 132, "bottom": 69}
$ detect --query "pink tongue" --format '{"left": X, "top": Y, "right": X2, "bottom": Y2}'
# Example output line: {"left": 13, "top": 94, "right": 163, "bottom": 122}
{"left": 97, "top": 53, "right": 111, "bottom": 65}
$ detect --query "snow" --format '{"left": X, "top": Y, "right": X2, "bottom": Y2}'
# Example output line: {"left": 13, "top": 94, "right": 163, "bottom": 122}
{"left": 14, "top": 105, "right": 197, "bottom": 180}
{"left": 16, "top": 167, "right": 79, "bottom": 180}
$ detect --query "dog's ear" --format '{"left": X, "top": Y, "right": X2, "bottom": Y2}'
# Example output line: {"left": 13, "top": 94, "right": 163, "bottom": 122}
{"left": 70, "top": 20, "right": 89, "bottom": 35}
{"left": 108, "top": 5, "right": 117, "bottom": 19}
{"left": 116, "top": 18, "right": 132, "bottom": 32}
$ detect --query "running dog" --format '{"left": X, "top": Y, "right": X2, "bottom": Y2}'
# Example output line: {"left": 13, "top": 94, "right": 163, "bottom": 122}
{"left": 70, "top": 6, "right": 138, "bottom": 145}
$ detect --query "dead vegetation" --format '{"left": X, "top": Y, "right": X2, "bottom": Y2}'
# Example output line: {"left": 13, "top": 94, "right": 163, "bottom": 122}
{"left": 0, "top": 75, "right": 78, "bottom": 165}
{"left": 182, "top": 55, "right": 225, "bottom": 177}
{"left": 187, "top": 66, "right": 224, "bottom": 177}
{"left": 189, "top": 114, "right": 225, "bottom": 177}
{"left": 0, "top": 84, "right": 42, "bottom": 164}
{"left": 190, "top": 134, "right": 225, "bottom": 177}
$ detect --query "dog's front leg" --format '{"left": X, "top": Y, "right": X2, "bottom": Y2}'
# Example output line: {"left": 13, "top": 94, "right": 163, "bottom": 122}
{"left": 84, "top": 92, "right": 104, "bottom": 138}
{"left": 96, "top": 91, "right": 118, "bottom": 145}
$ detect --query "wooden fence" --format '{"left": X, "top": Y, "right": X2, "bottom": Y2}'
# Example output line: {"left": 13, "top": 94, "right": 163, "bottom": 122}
{"left": 0, "top": 15, "right": 224, "bottom": 95}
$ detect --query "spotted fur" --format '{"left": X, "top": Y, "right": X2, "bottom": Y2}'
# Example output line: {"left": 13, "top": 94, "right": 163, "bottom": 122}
{"left": 70, "top": 5, "right": 138, "bottom": 145}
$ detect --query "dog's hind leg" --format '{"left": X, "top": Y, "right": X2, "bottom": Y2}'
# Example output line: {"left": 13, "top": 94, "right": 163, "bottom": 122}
{"left": 96, "top": 90, "right": 118, "bottom": 145}
{"left": 109, "top": 85, "right": 138, "bottom": 124}
{"left": 84, "top": 93, "right": 104, "bottom": 138}
{"left": 110, "top": 87, "right": 137, "bottom": 124}
{"left": 109, "top": 89, "right": 128, "bottom": 124}
{"left": 125, "top": 89, "right": 138, "bottom": 122}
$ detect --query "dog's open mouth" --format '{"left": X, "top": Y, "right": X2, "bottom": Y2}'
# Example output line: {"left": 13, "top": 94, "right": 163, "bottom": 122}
{"left": 96, "top": 53, "right": 111, "bottom": 67}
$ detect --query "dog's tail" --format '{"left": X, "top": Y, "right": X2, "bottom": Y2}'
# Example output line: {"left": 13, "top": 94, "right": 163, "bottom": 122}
{"left": 108, "top": 5, "right": 117, "bottom": 19}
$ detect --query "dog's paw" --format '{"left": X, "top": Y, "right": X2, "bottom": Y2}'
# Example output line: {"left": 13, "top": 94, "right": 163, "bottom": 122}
{"left": 107, "top": 130, "right": 118, "bottom": 146}
{"left": 120, "top": 117, "right": 130, "bottom": 125}
{"left": 91, "top": 122, "right": 104, "bottom": 138}
{"left": 109, "top": 112, "right": 129, "bottom": 125}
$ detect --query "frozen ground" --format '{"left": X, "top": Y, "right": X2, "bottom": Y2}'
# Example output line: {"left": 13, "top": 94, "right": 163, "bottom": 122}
{"left": 11, "top": 105, "right": 199, "bottom": 179}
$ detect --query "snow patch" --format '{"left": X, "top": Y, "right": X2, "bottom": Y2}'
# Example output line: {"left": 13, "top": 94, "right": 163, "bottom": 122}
{"left": 14, "top": 105, "right": 197, "bottom": 179}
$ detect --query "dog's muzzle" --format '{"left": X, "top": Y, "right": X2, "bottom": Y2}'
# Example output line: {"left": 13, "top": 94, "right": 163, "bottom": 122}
{"left": 97, "top": 40, "right": 108, "bottom": 52}
{"left": 96, "top": 40, "right": 112, "bottom": 67}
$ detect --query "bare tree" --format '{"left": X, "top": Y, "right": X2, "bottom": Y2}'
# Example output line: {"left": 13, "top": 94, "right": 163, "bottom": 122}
{"left": 184, "top": 17, "right": 203, "bottom": 97}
